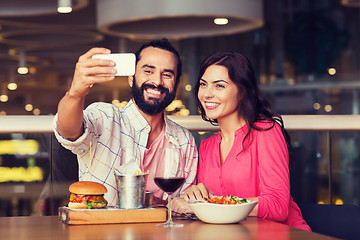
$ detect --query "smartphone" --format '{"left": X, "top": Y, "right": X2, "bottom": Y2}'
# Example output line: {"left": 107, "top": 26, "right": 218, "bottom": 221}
{"left": 92, "top": 53, "right": 136, "bottom": 76}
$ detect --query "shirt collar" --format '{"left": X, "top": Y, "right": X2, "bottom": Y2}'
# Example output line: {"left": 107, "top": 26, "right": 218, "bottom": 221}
{"left": 123, "top": 100, "right": 176, "bottom": 144}
{"left": 216, "top": 124, "right": 248, "bottom": 141}
{"left": 234, "top": 124, "right": 248, "bottom": 135}
{"left": 123, "top": 99, "right": 150, "bottom": 132}
{"left": 163, "top": 114, "right": 181, "bottom": 147}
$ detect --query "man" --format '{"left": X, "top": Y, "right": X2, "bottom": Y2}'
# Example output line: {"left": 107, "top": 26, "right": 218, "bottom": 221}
{"left": 53, "top": 39, "right": 198, "bottom": 206}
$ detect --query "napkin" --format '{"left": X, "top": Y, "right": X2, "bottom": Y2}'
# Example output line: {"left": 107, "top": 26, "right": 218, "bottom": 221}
{"left": 114, "top": 161, "right": 142, "bottom": 176}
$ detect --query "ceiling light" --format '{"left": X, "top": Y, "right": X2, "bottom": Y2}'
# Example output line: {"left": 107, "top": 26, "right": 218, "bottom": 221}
{"left": 313, "top": 103, "right": 321, "bottom": 110}
{"left": 58, "top": 0, "right": 73, "bottom": 13}
{"left": 7, "top": 68, "right": 17, "bottom": 90}
{"left": 172, "top": 100, "right": 183, "bottom": 108}
{"left": 119, "top": 101, "right": 128, "bottom": 108}
{"left": 179, "top": 109, "right": 190, "bottom": 116}
{"left": 7, "top": 83, "right": 17, "bottom": 91}
{"left": 33, "top": 108, "right": 41, "bottom": 115}
{"left": 112, "top": 90, "right": 120, "bottom": 105}
{"left": 8, "top": 49, "right": 16, "bottom": 56}
{"left": 0, "top": 1, "right": 88, "bottom": 17}
{"left": 214, "top": 18, "right": 228, "bottom": 25}
{"left": 17, "top": 50, "right": 28, "bottom": 75}
{"left": 0, "top": 86, "right": 8, "bottom": 102}
{"left": 112, "top": 99, "right": 120, "bottom": 105}
{"left": 328, "top": 68, "right": 336, "bottom": 75}
{"left": 97, "top": 0, "right": 263, "bottom": 39}
{"left": 335, "top": 199, "right": 344, "bottom": 205}
{"left": 0, "top": 94, "right": 8, "bottom": 103}
{"left": 17, "top": 67, "right": 28, "bottom": 74}
{"left": 25, "top": 104, "right": 33, "bottom": 112}
{"left": 29, "top": 67, "right": 37, "bottom": 74}
{"left": 324, "top": 105, "right": 332, "bottom": 112}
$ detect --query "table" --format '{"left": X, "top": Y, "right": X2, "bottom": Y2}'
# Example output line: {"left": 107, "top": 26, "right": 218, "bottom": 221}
{"left": 0, "top": 215, "right": 339, "bottom": 240}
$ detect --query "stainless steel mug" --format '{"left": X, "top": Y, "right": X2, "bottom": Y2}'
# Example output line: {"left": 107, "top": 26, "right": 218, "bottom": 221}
{"left": 114, "top": 172, "right": 148, "bottom": 209}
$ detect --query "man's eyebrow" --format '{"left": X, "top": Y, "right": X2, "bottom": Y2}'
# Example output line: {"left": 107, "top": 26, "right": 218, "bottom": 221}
{"left": 141, "top": 64, "right": 155, "bottom": 69}
{"left": 164, "top": 69, "right": 175, "bottom": 75}
{"left": 141, "top": 64, "right": 175, "bottom": 75}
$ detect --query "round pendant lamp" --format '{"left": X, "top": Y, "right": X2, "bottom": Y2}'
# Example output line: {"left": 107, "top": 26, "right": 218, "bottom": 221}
{"left": 96, "top": 0, "right": 264, "bottom": 40}
{"left": 0, "top": 0, "right": 89, "bottom": 17}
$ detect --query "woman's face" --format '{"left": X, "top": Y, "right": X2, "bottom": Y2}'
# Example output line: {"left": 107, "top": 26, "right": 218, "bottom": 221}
{"left": 198, "top": 64, "right": 239, "bottom": 122}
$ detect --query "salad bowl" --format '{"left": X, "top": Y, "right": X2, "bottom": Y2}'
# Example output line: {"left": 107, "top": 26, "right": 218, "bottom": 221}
{"left": 187, "top": 196, "right": 257, "bottom": 224}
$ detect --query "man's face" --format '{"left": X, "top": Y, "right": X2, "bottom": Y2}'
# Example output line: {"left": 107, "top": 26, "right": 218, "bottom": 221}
{"left": 129, "top": 47, "right": 178, "bottom": 115}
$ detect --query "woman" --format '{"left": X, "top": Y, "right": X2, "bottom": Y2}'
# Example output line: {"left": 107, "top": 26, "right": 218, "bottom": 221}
{"left": 177, "top": 51, "right": 310, "bottom": 231}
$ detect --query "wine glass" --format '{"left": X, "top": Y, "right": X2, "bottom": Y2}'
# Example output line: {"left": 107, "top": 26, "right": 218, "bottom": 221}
{"left": 154, "top": 148, "right": 185, "bottom": 227}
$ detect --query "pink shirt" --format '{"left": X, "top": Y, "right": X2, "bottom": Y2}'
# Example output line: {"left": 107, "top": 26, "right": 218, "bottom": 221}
{"left": 142, "top": 126, "right": 185, "bottom": 200}
{"left": 198, "top": 121, "right": 311, "bottom": 231}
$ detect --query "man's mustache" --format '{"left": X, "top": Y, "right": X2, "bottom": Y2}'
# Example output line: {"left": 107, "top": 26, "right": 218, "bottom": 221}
{"left": 141, "top": 83, "right": 169, "bottom": 94}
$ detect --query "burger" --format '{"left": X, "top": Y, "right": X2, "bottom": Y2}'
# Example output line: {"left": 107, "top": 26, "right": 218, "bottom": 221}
{"left": 68, "top": 181, "right": 108, "bottom": 209}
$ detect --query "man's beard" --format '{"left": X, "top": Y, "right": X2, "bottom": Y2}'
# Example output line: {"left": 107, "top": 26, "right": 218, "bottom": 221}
{"left": 132, "top": 77, "right": 176, "bottom": 115}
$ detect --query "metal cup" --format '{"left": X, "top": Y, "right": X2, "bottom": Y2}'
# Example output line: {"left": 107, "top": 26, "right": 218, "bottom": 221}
{"left": 145, "top": 191, "right": 154, "bottom": 207}
{"left": 114, "top": 172, "right": 148, "bottom": 209}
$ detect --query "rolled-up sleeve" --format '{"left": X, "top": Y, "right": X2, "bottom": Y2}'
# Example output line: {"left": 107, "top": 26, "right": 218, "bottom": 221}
{"left": 52, "top": 103, "right": 108, "bottom": 155}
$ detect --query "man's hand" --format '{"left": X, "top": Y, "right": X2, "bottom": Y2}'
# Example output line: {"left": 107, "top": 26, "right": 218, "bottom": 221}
{"left": 57, "top": 47, "right": 118, "bottom": 140}
{"left": 183, "top": 183, "right": 214, "bottom": 201}
{"left": 68, "top": 48, "right": 117, "bottom": 98}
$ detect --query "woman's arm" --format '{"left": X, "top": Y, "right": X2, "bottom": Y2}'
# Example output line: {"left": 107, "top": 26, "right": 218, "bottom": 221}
{"left": 256, "top": 124, "right": 291, "bottom": 221}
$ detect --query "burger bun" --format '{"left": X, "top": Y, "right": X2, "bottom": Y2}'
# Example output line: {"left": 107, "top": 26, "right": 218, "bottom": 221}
{"left": 90, "top": 202, "right": 107, "bottom": 209}
{"left": 68, "top": 201, "right": 107, "bottom": 209}
{"left": 68, "top": 202, "right": 88, "bottom": 209}
{"left": 69, "top": 181, "right": 107, "bottom": 195}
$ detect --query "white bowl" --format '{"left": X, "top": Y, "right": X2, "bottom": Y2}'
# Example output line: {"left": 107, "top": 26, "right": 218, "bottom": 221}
{"left": 188, "top": 199, "right": 257, "bottom": 224}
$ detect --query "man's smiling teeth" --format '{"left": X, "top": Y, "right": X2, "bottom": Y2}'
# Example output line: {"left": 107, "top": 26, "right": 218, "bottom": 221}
{"left": 205, "top": 102, "right": 220, "bottom": 107}
{"left": 146, "top": 89, "right": 161, "bottom": 95}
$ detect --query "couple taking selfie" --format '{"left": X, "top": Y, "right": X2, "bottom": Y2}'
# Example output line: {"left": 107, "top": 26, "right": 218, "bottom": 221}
{"left": 53, "top": 38, "right": 311, "bottom": 231}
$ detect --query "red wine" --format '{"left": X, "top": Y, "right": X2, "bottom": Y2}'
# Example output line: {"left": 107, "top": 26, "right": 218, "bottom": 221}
{"left": 154, "top": 177, "right": 185, "bottom": 193}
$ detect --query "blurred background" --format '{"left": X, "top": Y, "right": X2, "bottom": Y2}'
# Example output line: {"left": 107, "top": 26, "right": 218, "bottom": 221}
{"left": 0, "top": 0, "right": 359, "bottom": 216}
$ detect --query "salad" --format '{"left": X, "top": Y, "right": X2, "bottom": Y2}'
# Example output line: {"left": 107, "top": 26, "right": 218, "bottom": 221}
{"left": 206, "top": 195, "right": 248, "bottom": 205}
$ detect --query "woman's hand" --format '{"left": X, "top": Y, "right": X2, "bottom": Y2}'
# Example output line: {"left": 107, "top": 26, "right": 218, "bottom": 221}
{"left": 171, "top": 197, "right": 193, "bottom": 213}
{"left": 183, "top": 183, "right": 214, "bottom": 201}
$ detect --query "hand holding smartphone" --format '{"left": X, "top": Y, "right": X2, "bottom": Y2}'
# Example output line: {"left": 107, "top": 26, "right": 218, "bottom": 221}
{"left": 92, "top": 53, "right": 136, "bottom": 76}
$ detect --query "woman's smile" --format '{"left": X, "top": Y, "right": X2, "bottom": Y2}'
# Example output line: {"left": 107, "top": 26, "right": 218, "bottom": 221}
{"left": 204, "top": 101, "right": 220, "bottom": 110}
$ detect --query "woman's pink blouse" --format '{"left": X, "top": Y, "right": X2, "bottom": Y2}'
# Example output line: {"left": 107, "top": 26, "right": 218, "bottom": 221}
{"left": 198, "top": 121, "right": 311, "bottom": 231}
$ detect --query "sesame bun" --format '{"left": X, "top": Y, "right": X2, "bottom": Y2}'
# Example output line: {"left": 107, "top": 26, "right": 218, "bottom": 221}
{"left": 69, "top": 181, "right": 107, "bottom": 195}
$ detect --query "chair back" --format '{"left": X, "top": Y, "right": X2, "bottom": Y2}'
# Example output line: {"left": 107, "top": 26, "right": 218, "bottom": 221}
{"left": 298, "top": 203, "right": 360, "bottom": 240}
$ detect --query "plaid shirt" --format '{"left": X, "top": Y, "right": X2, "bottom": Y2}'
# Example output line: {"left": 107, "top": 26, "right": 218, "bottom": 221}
{"left": 54, "top": 100, "right": 198, "bottom": 206}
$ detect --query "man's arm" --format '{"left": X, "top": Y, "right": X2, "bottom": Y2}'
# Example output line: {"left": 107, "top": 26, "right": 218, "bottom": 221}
{"left": 56, "top": 92, "right": 86, "bottom": 141}
{"left": 56, "top": 47, "right": 116, "bottom": 140}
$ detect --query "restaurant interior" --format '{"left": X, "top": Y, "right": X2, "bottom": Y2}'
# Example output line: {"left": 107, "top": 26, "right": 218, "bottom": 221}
{"left": 0, "top": 0, "right": 359, "bottom": 235}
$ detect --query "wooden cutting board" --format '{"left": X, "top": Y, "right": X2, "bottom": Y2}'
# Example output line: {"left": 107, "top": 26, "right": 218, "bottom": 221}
{"left": 58, "top": 206, "right": 166, "bottom": 225}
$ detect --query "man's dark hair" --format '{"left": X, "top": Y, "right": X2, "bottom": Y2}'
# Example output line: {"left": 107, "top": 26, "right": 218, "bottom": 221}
{"left": 135, "top": 38, "right": 182, "bottom": 87}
